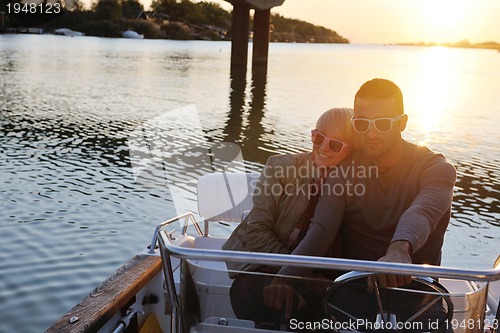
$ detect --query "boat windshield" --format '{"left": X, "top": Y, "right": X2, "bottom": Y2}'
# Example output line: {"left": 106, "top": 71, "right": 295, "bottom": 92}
{"left": 179, "top": 255, "right": 490, "bottom": 333}
{"left": 157, "top": 221, "right": 498, "bottom": 333}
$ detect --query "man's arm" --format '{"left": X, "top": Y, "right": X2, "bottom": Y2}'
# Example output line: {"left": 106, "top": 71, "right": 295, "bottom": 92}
{"left": 373, "top": 157, "right": 456, "bottom": 289}
{"left": 391, "top": 158, "right": 456, "bottom": 253}
{"left": 369, "top": 240, "right": 413, "bottom": 290}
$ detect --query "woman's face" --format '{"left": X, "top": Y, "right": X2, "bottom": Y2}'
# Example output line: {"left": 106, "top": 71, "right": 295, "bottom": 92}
{"left": 311, "top": 126, "right": 353, "bottom": 168}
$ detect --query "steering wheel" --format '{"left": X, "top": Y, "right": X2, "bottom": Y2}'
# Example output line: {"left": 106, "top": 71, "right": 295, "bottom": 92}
{"left": 323, "top": 271, "right": 454, "bottom": 333}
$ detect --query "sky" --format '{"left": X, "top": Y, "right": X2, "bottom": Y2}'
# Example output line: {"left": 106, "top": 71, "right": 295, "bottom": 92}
{"left": 207, "top": 0, "right": 500, "bottom": 44}
{"left": 82, "top": 0, "right": 500, "bottom": 44}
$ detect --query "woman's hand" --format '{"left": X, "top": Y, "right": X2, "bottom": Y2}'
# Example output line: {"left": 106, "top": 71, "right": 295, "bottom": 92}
{"left": 263, "top": 278, "right": 306, "bottom": 319}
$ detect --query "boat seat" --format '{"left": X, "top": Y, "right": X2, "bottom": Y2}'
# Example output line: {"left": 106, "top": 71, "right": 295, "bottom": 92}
{"left": 191, "top": 323, "right": 282, "bottom": 333}
{"left": 489, "top": 280, "right": 500, "bottom": 306}
{"left": 193, "top": 236, "right": 227, "bottom": 250}
{"left": 191, "top": 317, "right": 287, "bottom": 332}
{"left": 187, "top": 172, "right": 259, "bottom": 321}
{"left": 439, "top": 278, "right": 478, "bottom": 313}
{"left": 190, "top": 236, "right": 230, "bottom": 296}
{"left": 197, "top": 172, "right": 259, "bottom": 223}
{"left": 190, "top": 171, "right": 260, "bottom": 294}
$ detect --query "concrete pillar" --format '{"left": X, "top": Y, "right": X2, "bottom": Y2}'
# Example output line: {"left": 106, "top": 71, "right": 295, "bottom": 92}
{"left": 252, "top": 9, "right": 271, "bottom": 67}
{"left": 231, "top": 3, "right": 250, "bottom": 68}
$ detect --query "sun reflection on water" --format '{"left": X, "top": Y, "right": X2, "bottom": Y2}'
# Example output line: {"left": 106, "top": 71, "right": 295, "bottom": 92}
{"left": 408, "top": 47, "right": 462, "bottom": 146}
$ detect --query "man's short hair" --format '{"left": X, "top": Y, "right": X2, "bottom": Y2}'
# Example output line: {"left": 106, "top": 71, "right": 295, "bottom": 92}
{"left": 355, "top": 78, "right": 404, "bottom": 115}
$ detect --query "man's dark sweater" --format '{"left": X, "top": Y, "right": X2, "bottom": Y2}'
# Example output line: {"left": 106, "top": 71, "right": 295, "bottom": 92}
{"left": 280, "top": 140, "right": 456, "bottom": 277}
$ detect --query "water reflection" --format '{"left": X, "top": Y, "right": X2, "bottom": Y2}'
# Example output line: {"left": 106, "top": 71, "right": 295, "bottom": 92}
{"left": 225, "top": 66, "right": 247, "bottom": 143}
{"left": 453, "top": 159, "right": 500, "bottom": 228}
{"left": 225, "top": 65, "right": 270, "bottom": 164}
{"left": 1, "top": 37, "right": 499, "bottom": 333}
{"left": 1, "top": 111, "right": 133, "bottom": 168}
{"left": 410, "top": 47, "right": 458, "bottom": 146}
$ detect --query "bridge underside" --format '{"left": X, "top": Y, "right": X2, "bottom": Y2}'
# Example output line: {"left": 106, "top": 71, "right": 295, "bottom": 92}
{"left": 226, "top": 0, "right": 285, "bottom": 11}
{"left": 225, "top": 0, "right": 285, "bottom": 68}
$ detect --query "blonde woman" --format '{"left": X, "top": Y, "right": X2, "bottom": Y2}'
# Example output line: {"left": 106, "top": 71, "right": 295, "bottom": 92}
{"left": 223, "top": 107, "right": 356, "bottom": 328}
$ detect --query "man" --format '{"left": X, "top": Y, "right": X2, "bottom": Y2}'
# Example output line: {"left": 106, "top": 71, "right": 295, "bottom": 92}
{"left": 265, "top": 78, "right": 456, "bottom": 330}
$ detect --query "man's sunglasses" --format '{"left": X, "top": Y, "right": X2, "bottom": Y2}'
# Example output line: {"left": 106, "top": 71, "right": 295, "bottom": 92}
{"left": 351, "top": 114, "right": 404, "bottom": 133}
{"left": 311, "top": 130, "right": 350, "bottom": 154}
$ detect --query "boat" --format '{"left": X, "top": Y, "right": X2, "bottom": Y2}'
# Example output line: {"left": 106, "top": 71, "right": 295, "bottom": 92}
{"left": 122, "top": 30, "right": 144, "bottom": 39}
{"left": 46, "top": 172, "right": 500, "bottom": 333}
{"left": 54, "top": 28, "right": 85, "bottom": 37}
{"left": 54, "top": 28, "right": 84, "bottom": 37}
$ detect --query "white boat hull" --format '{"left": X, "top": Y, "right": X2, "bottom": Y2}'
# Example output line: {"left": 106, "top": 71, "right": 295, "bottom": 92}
{"left": 122, "top": 30, "right": 144, "bottom": 39}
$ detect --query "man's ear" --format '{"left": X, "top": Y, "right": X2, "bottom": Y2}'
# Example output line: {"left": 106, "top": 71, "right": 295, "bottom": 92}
{"left": 399, "top": 114, "right": 408, "bottom": 132}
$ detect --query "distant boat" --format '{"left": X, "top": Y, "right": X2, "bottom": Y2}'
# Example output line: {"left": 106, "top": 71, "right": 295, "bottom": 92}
{"left": 122, "top": 30, "right": 144, "bottom": 39}
{"left": 17, "top": 27, "right": 44, "bottom": 34}
{"left": 54, "top": 28, "right": 84, "bottom": 37}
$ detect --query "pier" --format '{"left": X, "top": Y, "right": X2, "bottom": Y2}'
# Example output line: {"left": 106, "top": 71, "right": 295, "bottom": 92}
{"left": 225, "top": 0, "right": 285, "bottom": 68}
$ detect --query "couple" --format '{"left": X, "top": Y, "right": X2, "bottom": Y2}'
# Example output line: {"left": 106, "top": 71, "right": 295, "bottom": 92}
{"left": 223, "top": 78, "right": 457, "bottom": 331}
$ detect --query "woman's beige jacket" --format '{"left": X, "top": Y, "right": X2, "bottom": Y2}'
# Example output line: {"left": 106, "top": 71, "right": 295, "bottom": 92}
{"left": 222, "top": 152, "right": 319, "bottom": 277}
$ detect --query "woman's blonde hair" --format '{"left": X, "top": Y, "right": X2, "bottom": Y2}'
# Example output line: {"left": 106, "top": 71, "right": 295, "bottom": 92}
{"left": 315, "top": 107, "right": 356, "bottom": 148}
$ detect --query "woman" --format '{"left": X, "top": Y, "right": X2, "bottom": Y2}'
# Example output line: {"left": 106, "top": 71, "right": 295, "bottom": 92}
{"left": 222, "top": 107, "right": 356, "bottom": 328}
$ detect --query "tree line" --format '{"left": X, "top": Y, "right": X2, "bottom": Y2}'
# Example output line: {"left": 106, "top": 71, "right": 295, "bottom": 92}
{"left": 1, "top": 0, "right": 349, "bottom": 43}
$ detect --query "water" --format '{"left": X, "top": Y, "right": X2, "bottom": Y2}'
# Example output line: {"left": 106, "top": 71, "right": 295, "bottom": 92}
{"left": 0, "top": 34, "right": 498, "bottom": 333}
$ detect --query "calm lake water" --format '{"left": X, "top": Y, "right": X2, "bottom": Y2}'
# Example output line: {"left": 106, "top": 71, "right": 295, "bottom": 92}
{"left": 0, "top": 34, "right": 499, "bottom": 333}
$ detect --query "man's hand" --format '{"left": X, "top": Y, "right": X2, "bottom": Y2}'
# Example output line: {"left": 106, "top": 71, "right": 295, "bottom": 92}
{"left": 368, "top": 241, "right": 413, "bottom": 292}
{"left": 263, "top": 279, "right": 306, "bottom": 319}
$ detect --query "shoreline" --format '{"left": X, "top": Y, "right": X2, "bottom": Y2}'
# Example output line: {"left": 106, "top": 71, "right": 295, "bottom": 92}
{"left": 2, "top": 30, "right": 498, "bottom": 52}
{"left": 394, "top": 41, "right": 500, "bottom": 52}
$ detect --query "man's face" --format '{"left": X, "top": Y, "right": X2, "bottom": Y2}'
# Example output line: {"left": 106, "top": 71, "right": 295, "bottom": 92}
{"left": 353, "top": 97, "right": 406, "bottom": 159}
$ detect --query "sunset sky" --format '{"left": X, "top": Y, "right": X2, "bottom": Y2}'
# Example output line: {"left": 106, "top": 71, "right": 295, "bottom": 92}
{"left": 81, "top": 0, "right": 500, "bottom": 44}
{"left": 207, "top": 0, "right": 500, "bottom": 44}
